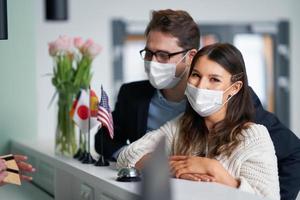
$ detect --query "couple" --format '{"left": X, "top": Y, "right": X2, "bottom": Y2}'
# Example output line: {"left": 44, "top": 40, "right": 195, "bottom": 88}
{"left": 95, "top": 9, "right": 300, "bottom": 200}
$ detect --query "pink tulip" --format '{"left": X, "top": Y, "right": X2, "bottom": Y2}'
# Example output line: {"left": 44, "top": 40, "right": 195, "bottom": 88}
{"left": 82, "top": 38, "right": 94, "bottom": 50}
{"left": 55, "top": 35, "right": 73, "bottom": 52}
{"left": 49, "top": 36, "right": 101, "bottom": 59}
{"left": 86, "top": 43, "right": 102, "bottom": 59}
{"left": 48, "top": 41, "right": 59, "bottom": 56}
{"left": 48, "top": 35, "right": 73, "bottom": 56}
{"left": 74, "top": 37, "right": 84, "bottom": 49}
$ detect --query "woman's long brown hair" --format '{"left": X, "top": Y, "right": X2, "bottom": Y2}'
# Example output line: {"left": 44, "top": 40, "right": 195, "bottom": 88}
{"left": 173, "top": 43, "right": 254, "bottom": 158}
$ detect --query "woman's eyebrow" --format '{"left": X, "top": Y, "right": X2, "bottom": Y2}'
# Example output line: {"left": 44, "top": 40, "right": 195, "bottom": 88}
{"left": 209, "top": 74, "right": 222, "bottom": 77}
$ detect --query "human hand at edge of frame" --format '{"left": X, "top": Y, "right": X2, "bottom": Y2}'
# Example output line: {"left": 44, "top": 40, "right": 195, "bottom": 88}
{"left": 14, "top": 155, "right": 36, "bottom": 181}
{"left": 0, "top": 159, "right": 8, "bottom": 186}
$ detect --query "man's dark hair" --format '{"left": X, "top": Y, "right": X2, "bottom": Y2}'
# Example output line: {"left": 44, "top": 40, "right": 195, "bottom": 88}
{"left": 145, "top": 9, "right": 200, "bottom": 50}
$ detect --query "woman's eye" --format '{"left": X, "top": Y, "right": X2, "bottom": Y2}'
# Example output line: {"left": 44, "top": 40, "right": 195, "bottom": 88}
{"left": 211, "top": 78, "right": 220, "bottom": 82}
{"left": 191, "top": 73, "right": 199, "bottom": 77}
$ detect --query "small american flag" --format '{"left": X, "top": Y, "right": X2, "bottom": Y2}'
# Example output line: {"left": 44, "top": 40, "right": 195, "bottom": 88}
{"left": 97, "top": 86, "right": 114, "bottom": 139}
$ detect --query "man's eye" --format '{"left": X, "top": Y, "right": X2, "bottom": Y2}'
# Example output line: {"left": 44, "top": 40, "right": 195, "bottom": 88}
{"left": 145, "top": 51, "right": 153, "bottom": 57}
{"left": 157, "top": 53, "right": 169, "bottom": 59}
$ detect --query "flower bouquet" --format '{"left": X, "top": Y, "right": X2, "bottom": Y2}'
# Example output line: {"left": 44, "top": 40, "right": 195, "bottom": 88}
{"left": 49, "top": 35, "right": 101, "bottom": 156}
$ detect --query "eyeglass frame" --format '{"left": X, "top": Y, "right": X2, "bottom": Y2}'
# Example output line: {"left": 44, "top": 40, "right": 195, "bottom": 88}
{"left": 139, "top": 48, "right": 191, "bottom": 63}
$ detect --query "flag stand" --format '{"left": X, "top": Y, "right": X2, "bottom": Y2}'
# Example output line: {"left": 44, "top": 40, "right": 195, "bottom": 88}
{"left": 73, "top": 130, "right": 84, "bottom": 159}
{"left": 78, "top": 133, "right": 88, "bottom": 161}
{"left": 81, "top": 87, "right": 96, "bottom": 164}
{"left": 95, "top": 128, "right": 109, "bottom": 166}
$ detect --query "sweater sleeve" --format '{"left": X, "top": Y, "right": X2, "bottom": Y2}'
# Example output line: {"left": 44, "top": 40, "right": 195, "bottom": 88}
{"left": 116, "top": 117, "right": 178, "bottom": 169}
{"left": 236, "top": 124, "right": 280, "bottom": 200}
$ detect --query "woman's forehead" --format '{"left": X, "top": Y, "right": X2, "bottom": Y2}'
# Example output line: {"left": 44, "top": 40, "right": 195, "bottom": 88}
{"left": 194, "top": 56, "right": 231, "bottom": 77}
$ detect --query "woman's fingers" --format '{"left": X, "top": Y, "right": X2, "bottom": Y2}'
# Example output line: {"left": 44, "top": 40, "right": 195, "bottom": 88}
{"left": 14, "top": 155, "right": 28, "bottom": 162}
{"left": 192, "top": 174, "right": 216, "bottom": 182}
{"left": 174, "top": 167, "right": 190, "bottom": 178}
{"left": 179, "top": 173, "right": 199, "bottom": 181}
{"left": 17, "top": 161, "right": 36, "bottom": 172}
{"left": 14, "top": 155, "right": 35, "bottom": 182}
{"left": 20, "top": 174, "right": 33, "bottom": 181}
{"left": 0, "top": 159, "right": 6, "bottom": 172}
{"left": 169, "top": 160, "right": 186, "bottom": 176}
{"left": 169, "top": 155, "right": 188, "bottom": 161}
{"left": 178, "top": 173, "right": 216, "bottom": 182}
{"left": 0, "top": 171, "right": 8, "bottom": 183}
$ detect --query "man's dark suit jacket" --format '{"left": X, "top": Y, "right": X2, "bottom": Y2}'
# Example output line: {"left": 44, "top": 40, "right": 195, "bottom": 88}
{"left": 95, "top": 80, "right": 300, "bottom": 200}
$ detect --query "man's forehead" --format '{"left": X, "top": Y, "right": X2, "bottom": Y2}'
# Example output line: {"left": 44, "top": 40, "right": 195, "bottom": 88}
{"left": 146, "top": 31, "right": 182, "bottom": 52}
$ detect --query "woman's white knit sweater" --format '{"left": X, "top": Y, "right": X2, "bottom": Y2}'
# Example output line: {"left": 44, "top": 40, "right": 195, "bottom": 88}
{"left": 117, "top": 116, "right": 280, "bottom": 200}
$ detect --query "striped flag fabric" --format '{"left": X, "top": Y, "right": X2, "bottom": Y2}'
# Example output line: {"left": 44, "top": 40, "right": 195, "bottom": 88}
{"left": 97, "top": 86, "right": 114, "bottom": 139}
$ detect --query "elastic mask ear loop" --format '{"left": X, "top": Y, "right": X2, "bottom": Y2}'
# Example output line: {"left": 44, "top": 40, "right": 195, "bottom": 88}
{"left": 176, "top": 51, "right": 190, "bottom": 78}
{"left": 222, "top": 84, "right": 236, "bottom": 105}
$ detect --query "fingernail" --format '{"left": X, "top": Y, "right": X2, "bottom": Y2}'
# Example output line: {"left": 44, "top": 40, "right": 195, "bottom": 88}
{"left": 31, "top": 168, "right": 36, "bottom": 172}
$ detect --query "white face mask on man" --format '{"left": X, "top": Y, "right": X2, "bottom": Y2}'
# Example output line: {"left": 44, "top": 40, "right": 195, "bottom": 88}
{"left": 185, "top": 83, "right": 236, "bottom": 117}
{"left": 144, "top": 52, "right": 189, "bottom": 89}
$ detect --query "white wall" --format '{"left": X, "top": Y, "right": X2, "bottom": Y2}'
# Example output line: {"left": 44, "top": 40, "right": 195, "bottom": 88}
{"left": 35, "top": 0, "right": 300, "bottom": 142}
{"left": 0, "top": 0, "right": 37, "bottom": 153}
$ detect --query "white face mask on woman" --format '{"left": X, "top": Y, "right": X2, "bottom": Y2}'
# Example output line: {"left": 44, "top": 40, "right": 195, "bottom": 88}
{"left": 144, "top": 52, "right": 189, "bottom": 89}
{"left": 185, "top": 83, "right": 236, "bottom": 117}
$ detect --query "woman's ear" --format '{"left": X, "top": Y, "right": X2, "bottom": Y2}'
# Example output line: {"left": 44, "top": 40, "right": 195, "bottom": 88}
{"left": 231, "top": 81, "right": 243, "bottom": 96}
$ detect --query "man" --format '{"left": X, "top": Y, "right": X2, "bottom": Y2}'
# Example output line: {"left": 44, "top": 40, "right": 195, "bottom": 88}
{"left": 95, "top": 9, "right": 300, "bottom": 200}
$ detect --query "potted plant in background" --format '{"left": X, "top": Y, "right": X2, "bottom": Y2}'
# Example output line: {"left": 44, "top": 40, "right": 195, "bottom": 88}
{"left": 49, "top": 35, "right": 101, "bottom": 157}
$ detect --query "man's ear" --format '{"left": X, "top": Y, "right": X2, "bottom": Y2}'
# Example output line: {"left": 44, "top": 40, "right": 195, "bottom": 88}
{"left": 187, "top": 49, "right": 197, "bottom": 64}
{"left": 189, "top": 49, "right": 197, "bottom": 58}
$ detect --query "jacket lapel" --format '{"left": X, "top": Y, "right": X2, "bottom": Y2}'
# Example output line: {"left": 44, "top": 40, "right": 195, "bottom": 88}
{"left": 136, "top": 84, "right": 155, "bottom": 137}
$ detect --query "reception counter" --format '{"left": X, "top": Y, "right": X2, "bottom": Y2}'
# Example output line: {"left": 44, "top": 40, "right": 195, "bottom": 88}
{"left": 8, "top": 140, "right": 266, "bottom": 200}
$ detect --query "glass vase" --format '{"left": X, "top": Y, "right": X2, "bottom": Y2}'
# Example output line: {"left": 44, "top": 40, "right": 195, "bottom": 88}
{"left": 55, "top": 93, "right": 77, "bottom": 157}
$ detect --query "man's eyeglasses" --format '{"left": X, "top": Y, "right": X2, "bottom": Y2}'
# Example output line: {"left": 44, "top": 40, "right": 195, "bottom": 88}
{"left": 139, "top": 48, "right": 190, "bottom": 63}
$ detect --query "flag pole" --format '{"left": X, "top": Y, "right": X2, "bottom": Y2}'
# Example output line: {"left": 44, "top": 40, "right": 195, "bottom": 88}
{"left": 73, "top": 128, "right": 83, "bottom": 159}
{"left": 78, "top": 131, "right": 88, "bottom": 161}
{"left": 82, "top": 86, "right": 95, "bottom": 164}
{"left": 95, "top": 85, "right": 109, "bottom": 166}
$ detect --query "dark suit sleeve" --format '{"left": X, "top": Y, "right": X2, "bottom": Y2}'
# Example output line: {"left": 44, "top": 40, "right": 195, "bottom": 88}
{"left": 250, "top": 88, "right": 300, "bottom": 200}
{"left": 95, "top": 84, "right": 129, "bottom": 160}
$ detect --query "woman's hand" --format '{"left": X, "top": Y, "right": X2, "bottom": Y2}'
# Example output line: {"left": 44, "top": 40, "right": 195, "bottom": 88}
{"left": 179, "top": 173, "right": 216, "bottom": 182}
{"left": 135, "top": 153, "right": 151, "bottom": 170}
{"left": 0, "top": 159, "right": 8, "bottom": 186}
{"left": 14, "top": 155, "right": 36, "bottom": 181}
{"left": 169, "top": 155, "right": 239, "bottom": 188}
{"left": 169, "top": 155, "right": 215, "bottom": 178}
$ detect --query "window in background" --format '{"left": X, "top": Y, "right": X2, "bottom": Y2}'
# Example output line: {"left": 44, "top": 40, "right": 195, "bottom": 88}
{"left": 123, "top": 36, "right": 146, "bottom": 83}
{"left": 234, "top": 34, "right": 269, "bottom": 110}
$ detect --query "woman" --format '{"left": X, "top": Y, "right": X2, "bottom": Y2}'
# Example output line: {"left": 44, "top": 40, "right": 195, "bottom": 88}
{"left": 117, "top": 43, "right": 280, "bottom": 200}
